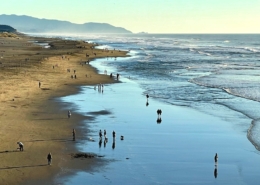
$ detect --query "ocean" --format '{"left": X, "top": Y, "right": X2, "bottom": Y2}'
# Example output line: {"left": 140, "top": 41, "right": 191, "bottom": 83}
{"left": 69, "top": 33, "right": 260, "bottom": 146}
{"left": 33, "top": 33, "right": 260, "bottom": 184}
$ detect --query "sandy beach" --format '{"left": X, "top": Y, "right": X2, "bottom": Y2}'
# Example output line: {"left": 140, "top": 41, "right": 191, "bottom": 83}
{"left": 0, "top": 32, "right": 127, "bottom": 185}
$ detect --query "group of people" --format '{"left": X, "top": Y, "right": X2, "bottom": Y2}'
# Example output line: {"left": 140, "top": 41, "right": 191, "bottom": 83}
{"left": 99, "top": 129, "right": 115, "bottom": 140}
{"left": 146, "top": 94, "right": 163, "bottom": 123}
{"left": 98, "top": 129, "right": 116, "bottom": 141}
{"left": 66, "top": 68, "right": 77, "bottom": 79}
{"left": 16, "top": 142, "right": 52, "bottom": 165}
{"left": 96, "top": 83, "right": 104, "bottom": 92}
{"left": 109, "top": 73, "right": 120, "bottom": 80}
{"left": 98, "top": 129, "right": 117, "bottom": 149}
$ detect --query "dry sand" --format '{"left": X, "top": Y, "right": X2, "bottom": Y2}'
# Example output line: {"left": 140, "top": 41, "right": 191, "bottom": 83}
{"left": 0, "top": 33, "right": 127, "bottom": 185}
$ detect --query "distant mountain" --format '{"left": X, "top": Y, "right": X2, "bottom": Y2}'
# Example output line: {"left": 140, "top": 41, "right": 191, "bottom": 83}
{"left": 0, "top": 14, "right": 132, "bottom": 34}
{"left": 0, "top": 25, "right": 16, "bottom": 32}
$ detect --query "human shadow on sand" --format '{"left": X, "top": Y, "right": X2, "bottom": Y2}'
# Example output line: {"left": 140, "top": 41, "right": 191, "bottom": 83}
{"left": 0, "top": 164, "right": 48, "bottom": 170}
{"left": 24, "top": 138, "right": 71, "bottom": 143}
{"left": 32, "top": 118, "right": 68, "bottom": 120}
{"left": 0, "top": 150, "right": 20, "bottom": 154}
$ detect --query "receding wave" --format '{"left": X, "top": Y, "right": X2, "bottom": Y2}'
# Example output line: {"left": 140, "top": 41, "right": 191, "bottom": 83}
{"left": 248, "top": 119, "right": 260, "bottom": 150}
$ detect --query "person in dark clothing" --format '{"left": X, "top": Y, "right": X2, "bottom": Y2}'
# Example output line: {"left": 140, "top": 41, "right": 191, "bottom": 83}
{"left": 112, "top": 130, "right": 116, "bottom": 139}
{"left": 214, "top": 153, "right": 218, "bottom": 164}
{"left": 72, "top": 129, "right": 76, "bottom": 141}
{"left": 17, "top": 142, "right": 24, "bottom": 151}
{"left": 99, "top": 129, "right": 103, "bottom": 139}
{"left": 47, "top": 152, "right": 52, "bottom": 165}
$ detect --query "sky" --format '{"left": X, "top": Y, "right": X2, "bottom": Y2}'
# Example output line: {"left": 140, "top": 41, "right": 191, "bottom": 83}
{"left": 1, "top": 0, "right": 260, "bottom": 33}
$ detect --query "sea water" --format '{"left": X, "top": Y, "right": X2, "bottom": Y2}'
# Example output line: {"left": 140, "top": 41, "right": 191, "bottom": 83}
{"left": 31, "top": 33, "right": 260, "bottom": 184}
{"left": 67, "top": 33, "right": 260, "bottom": 145}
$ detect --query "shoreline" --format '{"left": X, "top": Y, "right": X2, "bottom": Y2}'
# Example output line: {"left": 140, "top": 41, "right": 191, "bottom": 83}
{"left": 0, "top": 33, "right": 128, "bottom": 185}
{"left": 54, "top": 69, "right": 260, "bottom": 185}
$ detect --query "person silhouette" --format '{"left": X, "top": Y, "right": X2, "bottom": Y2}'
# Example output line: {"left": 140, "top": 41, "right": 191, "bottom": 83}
{"left": 68, "top": 110, "right": 71, "bottom": 118}
{"left": 72, "top": 129, "right": 76, "bottom": 141}
{"left": 112, "top": 130, "right": 116, "bottom": 139}
{"left": 47, "top": 152, "right": 52, "bottom": 165}
{"left": 17, "top": 142, "right": 24, "bottom": 151}
{"left": 99, "top": 129, "right": 102, "bottom": 139}
{"left": 214, "top": 153, "right": 218, "bottom": 164}
{"left": 159, "top": 109, "right": 162, "bottom": 116}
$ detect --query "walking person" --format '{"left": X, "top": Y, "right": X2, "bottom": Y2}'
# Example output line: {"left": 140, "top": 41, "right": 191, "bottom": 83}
{"left": 39, "top": 81, "right": 41, "bottom": 88}
{"left": 47, "top": 152, "right": 52, "bottom": 165}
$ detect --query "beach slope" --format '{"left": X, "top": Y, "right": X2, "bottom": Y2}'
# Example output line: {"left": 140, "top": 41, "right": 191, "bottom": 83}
{"left": 0, "top": 33, "right": 127, "bottom": 185}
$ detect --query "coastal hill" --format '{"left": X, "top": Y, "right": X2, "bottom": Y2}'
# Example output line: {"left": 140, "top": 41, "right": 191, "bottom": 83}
{"left": 0, "top": 25, "right": 16, "bottom": 32}
{"left": 0, "top": 14, "right": 132, "bottom": 34}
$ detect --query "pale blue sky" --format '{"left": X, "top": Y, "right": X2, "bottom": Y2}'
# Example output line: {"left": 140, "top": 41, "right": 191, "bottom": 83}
{"left": 1, "top": 0, "right": 260, "bottom": 33}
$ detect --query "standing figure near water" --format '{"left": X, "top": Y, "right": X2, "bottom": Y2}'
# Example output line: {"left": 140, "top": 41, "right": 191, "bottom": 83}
{"left": 146, "top": 94, "right": 149, "bottom": 106}
{"left": 112, "top": 130, "right": 116, "bottom": 139}
{"left": 214, "top": 153, "right": 218, "bottom": 164}
{"left": 72, "top": 129, "right": 76, "bottom": 141}
{"left": 156, "top": 109, "right": 162, "bottom": 124}
{"left": 99, "top": 129, "right": 103, "bottom": 139}
{"left": 47, "top": 152, "right": 52, "bottom": 165}
{"left": 68, "top": 110, "right": 71, "bottom": 118}
{"left": 157, "top": 109, "right": 162, "bottom": 117}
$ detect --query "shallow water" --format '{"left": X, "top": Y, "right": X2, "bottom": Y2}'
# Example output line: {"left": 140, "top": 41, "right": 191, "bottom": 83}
{"left": 29, "top": 33, "right": 260, "bottom": 184}
{"left": 56, "top": 73, "right": 260, "bottom": 185}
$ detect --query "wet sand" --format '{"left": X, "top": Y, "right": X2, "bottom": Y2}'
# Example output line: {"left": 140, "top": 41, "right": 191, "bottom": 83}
{"left": 0, "top": 32, "right": 127, "bottom": 185}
